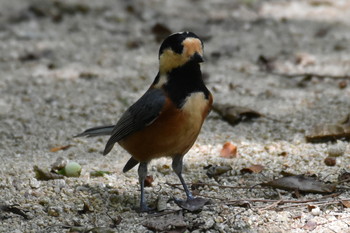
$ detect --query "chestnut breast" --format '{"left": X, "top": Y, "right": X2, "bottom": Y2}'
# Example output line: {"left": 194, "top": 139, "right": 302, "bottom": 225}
{"left": 119, "top": 92, "right": 212, "bottom": 162}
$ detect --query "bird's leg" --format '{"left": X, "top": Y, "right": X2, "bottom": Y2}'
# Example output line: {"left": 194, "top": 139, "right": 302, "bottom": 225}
{"left": 172, "top": 155, "right": 209, "bottom": 211}
{"left": 172, "top": 155, "right": 193, "bottom": 200}
{"left": 138, "top": 162, "right": 152, "bottom": 212}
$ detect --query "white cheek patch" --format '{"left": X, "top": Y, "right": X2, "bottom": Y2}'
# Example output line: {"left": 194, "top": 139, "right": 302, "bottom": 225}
{"left": 153, "top": 74, "right": 168, "bottom": 88}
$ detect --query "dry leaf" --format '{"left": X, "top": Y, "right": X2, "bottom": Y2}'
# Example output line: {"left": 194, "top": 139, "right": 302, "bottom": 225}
{"left": 220, "top": 142, "right": 237, "bottom": 158}
{"left": 90, "top": 170, "right": 111, "bottom": 177}
{"left": 151, "top": 23, "right": 171, "bottom": 42}
{"left": 306, "top": 114, "right": 350, "bottom": 143}
{"left": 213, "top": 104, "right": 262, "bottom": 126}
{"left": 50, "top": 144, "right": 72, "bottom": 152}
{"left": 143, "top": 211, "right": 186, "bottom": 231}
{"left": 144, "top": 175, "right": 154, "bottom": 187}
{"left": 341, "top": 200, "right": 350, "bottom": 208}
{"left": 338, "top": 170, "right": 350, "bottom": 183}
{"left": 241, "top": 164, "right": 264, "bottom": 174}
{"left": 0, "top": 204, "right": 28, "bottom": 219}
{"left": 78, "top": 201, "right": 93, "bottom": 215}
{"left": 261, "top": 175, "right": 336, "bottom": 193}
{"left": 257, "top": 55, "right": 276, "bottom": 72}
{"left": 205, "top": 165, "right": 232, "bottom": 178}
{"left": 33, "top": 165, "right": 64, "bottom": 181}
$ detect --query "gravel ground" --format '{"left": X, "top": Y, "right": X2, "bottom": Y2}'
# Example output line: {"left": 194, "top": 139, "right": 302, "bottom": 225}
{"left": 1, "top": 0, "right": 350, "bottom": 232}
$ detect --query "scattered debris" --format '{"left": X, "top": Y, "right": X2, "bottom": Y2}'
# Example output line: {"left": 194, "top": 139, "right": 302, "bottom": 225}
{"left": 205, "top": 165, "right": 232, "bottom": 178}
{"left": 241, "top": 164, "right": 264, "bottom": 174}
{"left": 51, "top": 157, "right": 68, "bottom": 172}
{"left": 324, "top": 157, "right": 336, "bottom": 166}
{"left": 340, "top": 200, "right": 350, "bottom": 208}
{"left": 213, "top": 104, "right": 262, "bottom": 126}
{"left": 144, "top": 175, "right": 154, "bottom": 187}
{"left": 68, "top": 226, "right": 116, "bottom": 233}
{"left": 50, "top": 144, "right": 72, "bottom": 152}
{"left": 338, "top": 80, "right": 347, "bottom": 89}
{"left": 34, "top": 165, "right": 64, "bottom": 181}
{"left": 0, "top": 204, "right": 28, "bottom": 219}
{"left": 294, "top": 52, "right": 316, "bottom": 67}
{"left": 174, "top": 198, "right": 210, "bottom": 212}
{"left": 338, "top": 170, "right": 350, "bottom": 183}
{"left": 151, "top": 23, "right": 172, "bottom": 42}
{"left": 220, "top": 142, "right": 237, "bottom": 158}
{"left": 303, "top": 220, "right": 318, "bottom": 231}
{"left": 257, "top": 55, "right": 276, "bottom": 72}
{"left": 78, "top": 201, "right": 93, "bottom": 215}
{"left": 143, "top": 210, "right": 187, "bottom": 232}
{"left": 79, "top": 72, "right": 99, "bottom": 80}
{"left": 305, "top": 114, "right": 350, "bottom": 143}
{"left": 261, "top": 175, "right": 336, "bottom": 193}
{"left": 90, "top": 170, "right": 112, "bottom": 177}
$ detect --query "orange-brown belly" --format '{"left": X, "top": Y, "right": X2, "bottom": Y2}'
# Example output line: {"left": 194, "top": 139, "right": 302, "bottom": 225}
{"left": 119, "top": 92, "right": 212, "bottom": 162}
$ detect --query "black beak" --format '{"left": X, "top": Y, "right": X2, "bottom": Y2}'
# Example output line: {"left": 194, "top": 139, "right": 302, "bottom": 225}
{"left": 191, "top": 52, "right": 204, "bottom": 63}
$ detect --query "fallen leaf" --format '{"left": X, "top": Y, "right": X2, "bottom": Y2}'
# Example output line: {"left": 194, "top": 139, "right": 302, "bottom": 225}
{"left": 90, "top": 170, "right": 111, "bottom": 177}
{"left": 338, "top": 170, "right": 350, "bottom": 183}
{"left": 151, "top": 23, "right": 171, "bottom": 42}
{"left": 257, "top": 55, "right": 276, "bottom": 72}
{"left": 78, "top": 201, "right": 93, "bottom": 215}
{"left": 303, "top": 220, "right": 317, "bottom": 231}
{"left": 341, "top": 200, "right": 350, "bottom": 208}
{"left": 205, "top": 165, "right": 232, "bottom": 178}
{"left": 0, "top": 204, "right": 28, "bottom": 219}
{"left": 261, "top": 175, "right": 336, "bottom": 193}
{"left": 50, "top": 144, "right": 72, "bottom": 152}
{"left": 144, "top": 175, "right": 154, "bottom": 187}
{"left": 79, "top": 72, "right": 98, "bottom": 80}
{"left": 307, "top": 205, "right": 316, "bottom": 212}
{"left": 220, "top": 142, "right": 237, "bottom": 158}
{"left": 306, "top": 114, "right": 350, "bottom": 143}
{"left": 241, "top": 164, "right": 264, "bottom": 174}
{"left": 213, "top": 104, "right": 262, "bottom": 126}
{"left": 33, "top": 166, "right": 64, "bottom": 181}
{"left": 338, "top": 80, "right": 347, "bottom": 89}
{"left": 143, "top": 211, "right": 187, "bottom": 231}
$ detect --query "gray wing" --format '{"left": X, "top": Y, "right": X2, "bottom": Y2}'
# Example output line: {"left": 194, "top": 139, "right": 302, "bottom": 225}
{"left": 103, "top": 88, "right": 166, "bottom": 155}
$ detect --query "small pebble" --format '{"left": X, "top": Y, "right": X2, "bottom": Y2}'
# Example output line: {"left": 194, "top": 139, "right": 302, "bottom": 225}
{"left": 324, "top": 157, "right": 336, "bottom": 166}
{"left": 311, "top": 206, "right": 321, "bottom": 216}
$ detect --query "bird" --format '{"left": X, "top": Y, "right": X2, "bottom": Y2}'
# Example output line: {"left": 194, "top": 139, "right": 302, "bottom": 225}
{"left": 75, "top": 31, "right": 213, "bottom": 212}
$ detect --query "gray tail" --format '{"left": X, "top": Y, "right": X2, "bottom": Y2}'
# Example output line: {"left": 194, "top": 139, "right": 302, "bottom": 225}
{"left": 123, "top": 158, "right": 139, "bottom": 173}
{"left": 74, "top": 125, "right": 115, "bottom": 137}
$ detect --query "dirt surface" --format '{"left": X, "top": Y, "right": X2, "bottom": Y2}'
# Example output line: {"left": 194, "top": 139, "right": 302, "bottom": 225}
{"left": 1, "top": 0, "right": 350, "bottom": 232}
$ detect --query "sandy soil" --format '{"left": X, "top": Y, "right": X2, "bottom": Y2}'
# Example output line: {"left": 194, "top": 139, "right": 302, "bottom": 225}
{"left": 1, "top": 0, "right": 350, "bottom": 232}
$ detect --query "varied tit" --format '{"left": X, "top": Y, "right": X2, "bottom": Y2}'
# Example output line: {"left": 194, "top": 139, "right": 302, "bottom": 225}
{"left": 76, "top": 31, "right": 213, "bottom": 212}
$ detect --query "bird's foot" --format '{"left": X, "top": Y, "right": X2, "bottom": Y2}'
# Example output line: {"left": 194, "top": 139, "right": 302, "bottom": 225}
{"left": 174, "top": 196, "right": 209, "bottom": 212}
{"left": 136, "top": 203, "right": 156, "bottom": 213}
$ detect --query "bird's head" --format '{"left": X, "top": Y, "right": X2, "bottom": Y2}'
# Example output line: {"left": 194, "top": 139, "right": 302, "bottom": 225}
{"left": 158, "top": 31, "right": 204, "bottom": 74}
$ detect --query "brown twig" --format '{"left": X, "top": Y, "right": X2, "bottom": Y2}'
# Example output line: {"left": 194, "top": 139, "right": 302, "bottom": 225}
{"left": 166, "top": 182, "right": 267, "bottom": 190}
